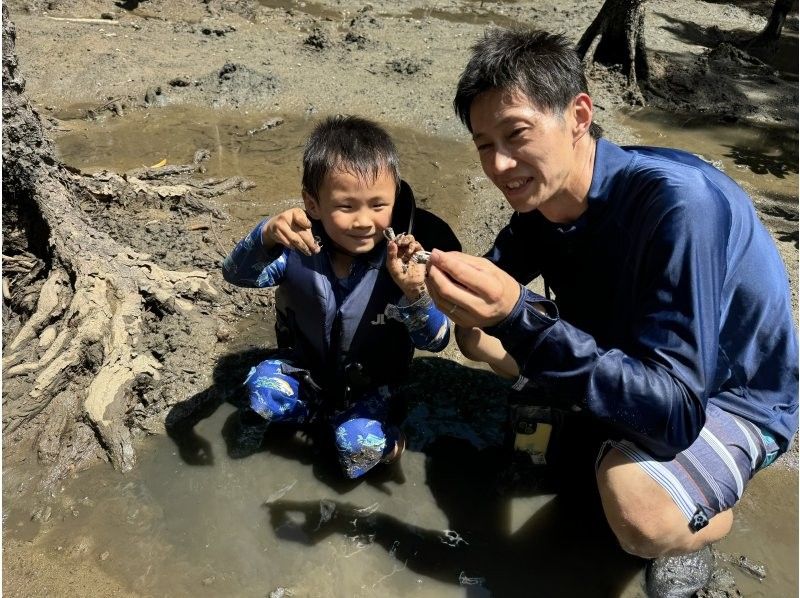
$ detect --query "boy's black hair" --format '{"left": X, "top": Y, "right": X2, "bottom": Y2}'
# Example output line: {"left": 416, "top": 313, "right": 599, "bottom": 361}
{"left": 453, "top": 28, "right": 602, "bottom": 139}
{"left": 302, "top": 115, "right": 401, "bottom": 201}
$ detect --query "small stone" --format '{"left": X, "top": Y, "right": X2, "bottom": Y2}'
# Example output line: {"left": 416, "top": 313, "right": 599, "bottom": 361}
{"left": 99, "top": 551, "right": 110, "bottom": 561}
{"left": 201, "top": 576, "right": 215, "bottom": 586}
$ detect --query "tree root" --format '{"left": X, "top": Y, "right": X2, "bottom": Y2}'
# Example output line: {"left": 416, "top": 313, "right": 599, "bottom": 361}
{"left": 577, "top": 0, "right": 649, "bottom": 105}
{"left": 75, "top": 147, "right": 254, "bottom": 220}
{"left": 2, "top": 5, "right": 236, "bottom": 482}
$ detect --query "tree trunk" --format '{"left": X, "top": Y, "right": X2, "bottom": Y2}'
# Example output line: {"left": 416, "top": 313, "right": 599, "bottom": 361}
{"left": 2, "top": 6, "right": 226, "bottom": 487}
{"left": 747, "top": 0, "right": 797, "bottom": 50}
{"left": 576, "top": 0, "right": 649, "bottom": 104}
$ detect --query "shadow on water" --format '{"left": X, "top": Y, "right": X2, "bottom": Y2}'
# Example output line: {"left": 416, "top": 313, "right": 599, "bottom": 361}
{"left": 266, "top": 436, "right": 643, "bottom": 598}
{"left": 164, "top": 350, "right": 644, "bottom": 596}
{"left": 164, "top": 345, "right": 408, "bottom": 496}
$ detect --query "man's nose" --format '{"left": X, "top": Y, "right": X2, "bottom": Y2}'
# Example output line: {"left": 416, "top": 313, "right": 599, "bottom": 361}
{"left": 491, "top": 147, "right": 516, "bottom": 174}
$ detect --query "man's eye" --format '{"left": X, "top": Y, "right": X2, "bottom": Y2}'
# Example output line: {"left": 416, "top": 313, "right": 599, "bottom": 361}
{"left": 476, "top": 143, "right": 492, "bottom": 152}
{"left": 509, "top": 127, "right": 527, "bottom": 139}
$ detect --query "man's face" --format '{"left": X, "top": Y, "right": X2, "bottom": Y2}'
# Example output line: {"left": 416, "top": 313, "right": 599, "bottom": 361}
{"left": 469, "top": 88, "right": 578, "bottom": 215}
{"left": 304, "top": 167, "right": 396, "bottom": 255}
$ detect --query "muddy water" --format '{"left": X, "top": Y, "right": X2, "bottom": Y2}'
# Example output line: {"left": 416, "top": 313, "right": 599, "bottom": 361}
{"left": 616, "top": 108, "right": 799, "bottom": 203}
{"left": 5, "top": 105, "right": 797, "bottom": 597}
{"left": 256, "top": 0, "right": 524, "bottom": 28}
{"left": 400, "top": 8, "right": 522, "bottom": 29}
{"left": 53, "top": 106, "right": 477, "bottom": 243}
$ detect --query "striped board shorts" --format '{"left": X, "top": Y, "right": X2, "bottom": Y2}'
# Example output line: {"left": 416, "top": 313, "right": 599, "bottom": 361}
{"left": 596, "top": 402, "right": 781, "bottom": 532}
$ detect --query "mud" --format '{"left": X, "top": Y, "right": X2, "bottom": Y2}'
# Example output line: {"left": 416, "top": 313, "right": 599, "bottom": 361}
{"left": 3, "top": 0, "right": 798, "bottom": 596}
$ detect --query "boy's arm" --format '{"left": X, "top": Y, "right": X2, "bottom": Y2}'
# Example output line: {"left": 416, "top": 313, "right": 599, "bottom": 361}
{"left": 223, "top": 208, "right": 320, "bottom": 287}
{"left": 222, "top": 218, "right": 289, "bottom": 288}
{"left": 455, "top": 325, "right": 519, "bottom": 379}
{"left": 386, "top": 292, "right": 450, "bottom": 352}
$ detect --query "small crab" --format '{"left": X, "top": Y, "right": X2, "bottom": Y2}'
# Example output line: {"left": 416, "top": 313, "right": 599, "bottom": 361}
{"left": 383, "top": 227, "right": 431, "bottom": 264}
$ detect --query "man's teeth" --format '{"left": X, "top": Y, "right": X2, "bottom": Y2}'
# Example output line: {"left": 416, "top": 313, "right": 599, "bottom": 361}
{"left": 507, "top": 178, "right": 528, "bottom": 190}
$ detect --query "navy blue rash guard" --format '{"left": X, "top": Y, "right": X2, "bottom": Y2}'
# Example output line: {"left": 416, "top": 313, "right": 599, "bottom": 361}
{"left": 484, "top": 138, "right": 798, "bottom": 459}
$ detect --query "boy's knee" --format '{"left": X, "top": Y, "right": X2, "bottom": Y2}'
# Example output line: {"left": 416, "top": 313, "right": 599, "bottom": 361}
{"left": 335, "top": 418, "right": 390, "bottom": 479}
{"left": 244, "top": 361, "right": 304, "bottom": 422}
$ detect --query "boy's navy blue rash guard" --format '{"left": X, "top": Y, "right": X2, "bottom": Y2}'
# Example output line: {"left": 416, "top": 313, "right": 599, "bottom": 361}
{"left": 484, "top": 139, "right": 798, "bottom": 459}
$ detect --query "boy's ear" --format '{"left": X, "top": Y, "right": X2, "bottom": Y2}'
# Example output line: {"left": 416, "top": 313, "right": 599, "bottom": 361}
{"left": 302, "top": 190, "right": 321, "bottom": 219}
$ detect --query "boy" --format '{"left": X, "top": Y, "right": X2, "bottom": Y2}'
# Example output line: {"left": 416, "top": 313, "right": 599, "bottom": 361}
{"left": 222, "top": 115, "right": 460, "bottom": 478}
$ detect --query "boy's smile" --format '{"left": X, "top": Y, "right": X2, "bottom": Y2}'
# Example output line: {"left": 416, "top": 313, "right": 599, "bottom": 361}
{"left": 304, "top": 167, "right": 397, "bottom": 256}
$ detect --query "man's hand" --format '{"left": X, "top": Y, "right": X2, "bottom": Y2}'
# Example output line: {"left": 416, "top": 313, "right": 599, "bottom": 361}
{"left": 261, "top": 208, "right": 320, "bottom": 256}
{"left": 426, "top": 249, "right": 521, "bottom": 328}
{"left": 386, "top": 233, "right": 427, "bottom": 300}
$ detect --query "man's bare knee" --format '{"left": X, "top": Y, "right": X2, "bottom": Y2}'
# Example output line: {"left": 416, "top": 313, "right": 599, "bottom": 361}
{"left": 596, "top": 447, "right": 733, "bottom": 558}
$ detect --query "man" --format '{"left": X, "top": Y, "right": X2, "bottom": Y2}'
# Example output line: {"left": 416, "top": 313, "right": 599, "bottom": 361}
{"left": 426, "top": 28, "right": 798, "bottom": 595}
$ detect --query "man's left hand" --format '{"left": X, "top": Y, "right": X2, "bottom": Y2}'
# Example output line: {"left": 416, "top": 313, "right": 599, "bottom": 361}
{"left": 426, "top": 249, "right": 521, "bottom": 328}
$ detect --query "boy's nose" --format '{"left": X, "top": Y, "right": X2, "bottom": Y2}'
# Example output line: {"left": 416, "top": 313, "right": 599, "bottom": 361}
{"left": 353, "top": 211, "right": 372, "bottom": 228}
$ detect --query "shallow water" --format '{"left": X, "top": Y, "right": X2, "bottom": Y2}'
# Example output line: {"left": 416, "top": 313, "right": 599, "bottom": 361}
{"left": 5, "top": 103, "right": 798, "bottom": 596}
{"left": 53, "top": 105, "right": 477, "bottom": 243}
{"left": 616, "top": 107, "right": 798, "bottom": 204}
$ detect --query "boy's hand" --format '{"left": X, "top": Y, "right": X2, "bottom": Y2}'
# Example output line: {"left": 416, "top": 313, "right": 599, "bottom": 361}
{"left": 386, "top": 233, "right": 427, "bottom": 301}
{"left": 262, "top": 208, "right": 320, "bottom": 256}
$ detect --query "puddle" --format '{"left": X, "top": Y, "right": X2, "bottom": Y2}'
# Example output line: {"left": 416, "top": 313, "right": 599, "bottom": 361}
{"left": 53, "top": 106, "right": 478, "bottom": 243}
{"left": 4, "top": 401, "right": 647, "bottom": 597}
{"left": 5, "top": 398, "right": 796, "bottom": 596}
{"left": 255, "top": 0, "right": 523, "bottom": 27}
{"left": 257, "top": 0, "right": 347, "bottom": 21}
{"left": 617, "top": 107, "right": 798, "bottom": 204}
{"left": 399, "top": 7, "right": 522, "bottom": 29}
{"left": 6, "top": 104, "right": 797, "bottom": 596}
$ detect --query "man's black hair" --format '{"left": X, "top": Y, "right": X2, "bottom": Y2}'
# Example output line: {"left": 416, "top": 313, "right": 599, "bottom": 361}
{"left": 302, "top": 115, "right": 400, "bottom": 201}
{"left": 453, "top": 28, "right": 602, "bottom": 138}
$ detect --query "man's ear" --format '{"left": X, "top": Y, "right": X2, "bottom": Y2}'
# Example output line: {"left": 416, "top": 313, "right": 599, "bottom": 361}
{"left": 302, "top": 190, "right": 321, "bottom": 219}
{"left": 571, "top": 92, "right": 594, "bottom": 144}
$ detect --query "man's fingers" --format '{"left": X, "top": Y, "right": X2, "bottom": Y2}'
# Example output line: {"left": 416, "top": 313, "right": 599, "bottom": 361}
{"left": 430, "top": 248, "right": 495, "bottom": 271}
{"left": 426, "top": 265, "right": 480, "bottom": 311}
{"left": 428, "top": 250, "right": 497, "bottom": 299}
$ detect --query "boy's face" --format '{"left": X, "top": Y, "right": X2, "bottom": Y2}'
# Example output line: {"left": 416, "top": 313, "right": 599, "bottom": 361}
{"left": 303, "top": 167, "right": 396, "bottom": 255}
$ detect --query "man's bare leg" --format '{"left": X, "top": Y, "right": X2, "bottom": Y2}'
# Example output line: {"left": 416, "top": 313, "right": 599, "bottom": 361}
{"left": 596, "top": 447, "right": 733, "bottom": 559}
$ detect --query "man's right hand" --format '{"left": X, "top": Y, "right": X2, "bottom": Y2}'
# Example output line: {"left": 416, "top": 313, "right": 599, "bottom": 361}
{"left": 262, "top": 208, "right": 320, "bottom": 256}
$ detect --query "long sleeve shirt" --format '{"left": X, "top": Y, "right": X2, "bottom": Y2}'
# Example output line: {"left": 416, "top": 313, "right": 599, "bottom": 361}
{"left": 483, "top": 139, "right": 798, "bottom": 458}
